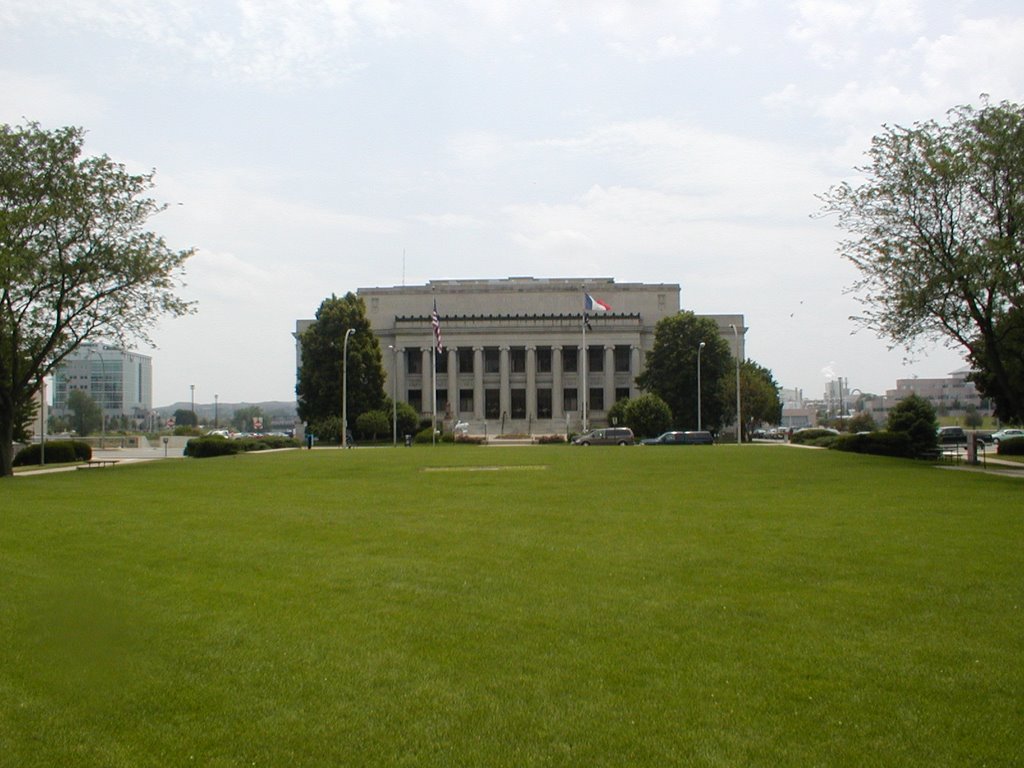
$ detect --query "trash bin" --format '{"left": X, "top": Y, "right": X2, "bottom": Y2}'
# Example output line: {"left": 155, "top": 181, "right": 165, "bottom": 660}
{"left": 404, "top": 434, "right": 412, "bottom": 447}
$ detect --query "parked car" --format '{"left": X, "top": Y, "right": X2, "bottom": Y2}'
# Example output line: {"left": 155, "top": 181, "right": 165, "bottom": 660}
{"left": 572, "top": 427, "right": 635, "bottom": 446}
{"left": 991, "top": 428, "right": 1024, "bottom": 444}
{"left": 936, "top": 426, "right": 967, "bottom": 445}
{"left": 641, "top": 431, "right": 714, "bottom": 445}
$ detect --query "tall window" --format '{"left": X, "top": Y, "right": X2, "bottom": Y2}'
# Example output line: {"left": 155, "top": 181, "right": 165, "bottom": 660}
{"left": 511, "top": 389, "right": 526, "bottom": 418}
{"left": 459, "top": 389, "right": 474, "bottom": 413}
{"left": 537, "top": 388, "right": 552, "bottom": 419}
{"left": 614, "top": 345, "right": 631, "bottom": 373}
{"left": 563, "top": 388, "right": 578, "bottom": 412}
{"left": 536, "top": 347, "right": 551, "bottom": 373}
{"left": 510, "top": 348, "right": 526, "bottom": 374}
{"left": 563, "top": 348, "right": 578, "bottom": 373}
{"left": 408, "top": 389, "right": 422, "bottom": 412}
{"left": 406, "top": 349, "right": 422, "bottom": 375}
{"left": 484, "top": 347, "right": 500, "bottom": 373}
{"left": 588, "top": 347, "right": 604, "bottom": 373}
{"left": 589, "top": 387, "right": 604, "bottom": 411}
{"left": 458, "top": 348, "right": 474, "bottom": 374}
{"left": 485, "top": 388, "right": 500, "bottom": 418}
{"left": 615, "top": 387, "right": 631, "bottom": 404}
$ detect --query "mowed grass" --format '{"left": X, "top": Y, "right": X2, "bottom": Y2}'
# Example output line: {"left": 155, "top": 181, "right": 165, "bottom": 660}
{"left": 1, "top": 446, "right": 1021, "bottom": 767}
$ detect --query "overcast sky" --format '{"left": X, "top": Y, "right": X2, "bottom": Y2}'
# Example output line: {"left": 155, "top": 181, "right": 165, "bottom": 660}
{"left": 4, "top": 0, "right": 1024, "bottom": 407}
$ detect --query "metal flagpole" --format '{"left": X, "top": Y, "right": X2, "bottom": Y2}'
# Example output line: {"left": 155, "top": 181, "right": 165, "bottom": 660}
{"left": 431, "top": 298, "right": 441, "bottom": 447}
{"left": 432, "top": 343, "right": 436, "bottom": 446}
{"left": 582, "top": 293, "right": 588, "bottom": 433}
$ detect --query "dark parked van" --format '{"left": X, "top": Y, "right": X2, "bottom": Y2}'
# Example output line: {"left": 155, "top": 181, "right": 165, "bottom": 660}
{"left": 572, "top": 427, "right": 635, "bottom": 446}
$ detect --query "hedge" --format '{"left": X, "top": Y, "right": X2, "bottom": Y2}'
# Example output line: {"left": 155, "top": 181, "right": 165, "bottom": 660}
{"left": 13, "top": 440, "right": 92, "bottom": 466}
{"left": 831, "top": 431, "right": 914, "bottom": 459}
{"left": 997, "top": 436, "right": 1024, "bottom": 456}
{"left": 185, "top": 435, "right": 300, "bottom": 458}
{"left": 790, "top": 429, "right": 840, "bottom": 448}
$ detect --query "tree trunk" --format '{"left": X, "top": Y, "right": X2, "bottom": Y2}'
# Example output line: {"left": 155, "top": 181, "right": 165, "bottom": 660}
{"left": 0, "top": 400, "right": 15, "bottom": 477}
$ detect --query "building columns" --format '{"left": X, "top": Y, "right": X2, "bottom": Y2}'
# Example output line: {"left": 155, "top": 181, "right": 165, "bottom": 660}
{"left": 604, "top": 345, "right": 615, "bottom": 413}
{"left": 473, "top": 346, "right": 484, "bottom": 419}
{"left": 526, "top": 346, "right": 537, "bottom": 421}
{"left": 499, "top": 346, "right": 510, "bottom": 419}
{"left": 552, "top": 345, "right": 563, "bottom": 420}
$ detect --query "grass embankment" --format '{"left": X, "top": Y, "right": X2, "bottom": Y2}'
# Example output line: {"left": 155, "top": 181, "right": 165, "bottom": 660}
{"left": 1, "top": 446, "right": 1020, "bottom": 767}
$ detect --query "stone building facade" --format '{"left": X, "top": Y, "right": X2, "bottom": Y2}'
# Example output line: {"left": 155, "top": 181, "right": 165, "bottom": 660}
{"left": 298, "top": 277, "right": 745, "bottom": 434}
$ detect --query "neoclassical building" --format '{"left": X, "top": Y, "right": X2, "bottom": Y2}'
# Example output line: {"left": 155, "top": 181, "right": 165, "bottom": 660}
{"left": 297, "top": 277, "right": 745, "bottom": 433}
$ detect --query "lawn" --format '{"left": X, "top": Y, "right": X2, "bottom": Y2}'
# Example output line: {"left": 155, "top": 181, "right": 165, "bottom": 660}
{"left": 1, "top": 446, "right": 1021, "bottom": 767}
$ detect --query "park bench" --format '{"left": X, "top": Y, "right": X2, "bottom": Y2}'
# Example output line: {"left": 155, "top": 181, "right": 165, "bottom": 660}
{"left": 78, "top": 459, "right": 119, "bottom": 469}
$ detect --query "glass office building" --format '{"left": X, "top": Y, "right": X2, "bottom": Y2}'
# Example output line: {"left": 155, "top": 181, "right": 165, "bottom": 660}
{"left": 52, "top": 343, "right": 153, "bottom": 427}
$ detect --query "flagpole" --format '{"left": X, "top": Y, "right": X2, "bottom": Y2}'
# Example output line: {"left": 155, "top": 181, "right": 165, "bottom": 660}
{"left": 432, "top": 344, "right": 437, "bottom": 447}
{"left": 582, "top": 292, "right": 588, "bottom": 433}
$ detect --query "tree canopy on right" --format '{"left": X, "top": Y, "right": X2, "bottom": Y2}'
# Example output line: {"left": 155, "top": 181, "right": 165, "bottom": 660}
{"left": 820, "top": 98, "right": 1024, "bottom": 423}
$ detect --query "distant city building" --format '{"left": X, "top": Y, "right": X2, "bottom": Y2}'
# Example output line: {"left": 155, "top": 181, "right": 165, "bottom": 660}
{"left": 887, "top": 368, "right": 987, "bottom": 412}
{"left": 296, "top": 277, "right": 746, "bottom": 433}
{"left": 52, "top": 343, "right": 153, "bottom": 428}
{"left": 851, "top": 367, "right": 990, "bottom": 423}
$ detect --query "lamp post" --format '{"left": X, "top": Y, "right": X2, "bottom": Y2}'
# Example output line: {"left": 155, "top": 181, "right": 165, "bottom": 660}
{"left": 190, "top": 384, "right": 195, "bottom": 426}
{"left": 388, "top": 344, "right": 398, "bottom": 447}
{"left": 342, "top": 328, "right": 355, "bottom": 449}
{"left": 39, "top": 376, "right": 47, "bottom": 466}
{"left": 214, "top": 393, "right": 219, "bottom": 429}
{"left": 729, "top": 324, "right": 741, "bottom": 444}
{"left": 697, "top": 341, "right": 706, "bottom": 431}
{"left": 84, "top": 346, "right": 108, "bottom": 445}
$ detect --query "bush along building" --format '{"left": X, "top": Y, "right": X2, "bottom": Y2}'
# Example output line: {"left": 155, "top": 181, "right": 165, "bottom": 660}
{"left": 296, "top": 277, "right": 745, "bottom": 435}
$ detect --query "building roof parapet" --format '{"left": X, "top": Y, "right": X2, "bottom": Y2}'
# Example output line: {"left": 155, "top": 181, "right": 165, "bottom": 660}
{"left": 395, "top": 312, "right": 641, "bottom": 324}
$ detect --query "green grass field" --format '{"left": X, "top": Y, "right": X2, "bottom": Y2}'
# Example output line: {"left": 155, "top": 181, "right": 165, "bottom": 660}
{"left": 1, "top": 446, "right": 1021, "bottom": 767}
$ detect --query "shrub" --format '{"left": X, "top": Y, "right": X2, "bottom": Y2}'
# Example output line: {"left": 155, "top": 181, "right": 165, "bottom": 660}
{"left": 185, "top": 436, "right": 242, "bottom": 458}
{"left": 413, "top": 427, "right": 438, "bottom": 444}
{"left": 832, "top": 431, "right": 914, "bottom": 458}
{"left": 356, "top": 410, "right": 391, "bottom": 441}
{"left": 845, "top": 412, "right": 877, "bottom": 433}
{"left": 998, "top": 436, "right": 1024, "bottom": 455}
{"left": 887, "top": 394, "right": 939, "bottom": 458}
{"left": 535, "top": 434, "right": 566, "bottom": 444}
{"left": 13, "top": 440, "right": 92, "bottom": 466}
{"left": 790, "top": 429, "right": 838, "bottom": 445}
{"left": 607, "top": 398, "right": 630, "bottom": 430}
{"left": 185, "top": 435, "right": 301, "bottom": 458}
{"left": 454, "top": 434, "right": 486, "bottom": 445}
{"left": 624, "top": 393, "right": 672, "bottom": 438}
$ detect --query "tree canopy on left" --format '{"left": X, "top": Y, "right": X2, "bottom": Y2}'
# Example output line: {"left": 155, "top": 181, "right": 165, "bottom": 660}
{"left": 0, "top": 122, "right": 194, "bottom": 476}
{"left": 296, "top": 293, "right": 386, "bottom": 441}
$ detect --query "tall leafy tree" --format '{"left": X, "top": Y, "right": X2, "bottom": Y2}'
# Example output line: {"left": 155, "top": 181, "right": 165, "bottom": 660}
{"left": 635, "top": 312, "right": 732, "bottom": 431}
{"left": 296, "top": 293, "right": 386, "bottom": 436}
{"left": 0, "top": 122, "right": 193, "bottom": 476}
{"left": 819, "top": 99, "right": 1024, "bottom": 422}
{"left": 968, "top": 306, "right": 1024, "bottom": 423}
{"left": 738, "top": 359, "right": 782, "bottom": 438}
{"left": 67, "top": 389, "right": 102, "bottom": 436}
{"left": 887, "top": 393, "right": 939, "bottom": 457}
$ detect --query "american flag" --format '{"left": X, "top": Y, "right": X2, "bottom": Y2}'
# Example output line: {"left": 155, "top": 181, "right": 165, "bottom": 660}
{"left": 431, "top": 299, "right": 443, "bottom": 354}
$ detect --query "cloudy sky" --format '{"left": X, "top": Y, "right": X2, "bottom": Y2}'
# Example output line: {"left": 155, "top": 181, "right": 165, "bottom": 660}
{"left": 4, "top": 0, "right": 1023, "bottom": 407}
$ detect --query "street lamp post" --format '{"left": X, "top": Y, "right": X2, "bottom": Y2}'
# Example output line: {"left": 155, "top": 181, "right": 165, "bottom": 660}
{"left": 697, "top": 341, "right": 706, "bottom": 431}
{"left": 84, "top": 346, "right": 108, "bottom": 446}
{"left": 730, "top": 324, "right": 741, "bottom": 444}
{"left": 342, "top": 328, "right": 355, "bottom": 449}
{"left": 388, "top": 344, "right": 398, "bottom": 447}
{"left": 190, "top": 384, "right": 195, "bottom": 427}
{"left": 214, "top": 393, "right": 219, "bottom": 428}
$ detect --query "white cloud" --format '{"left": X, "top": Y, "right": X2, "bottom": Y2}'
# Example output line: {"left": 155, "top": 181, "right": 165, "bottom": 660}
{"left": 0, "top": 70, "right": 104, "bottom": 126}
